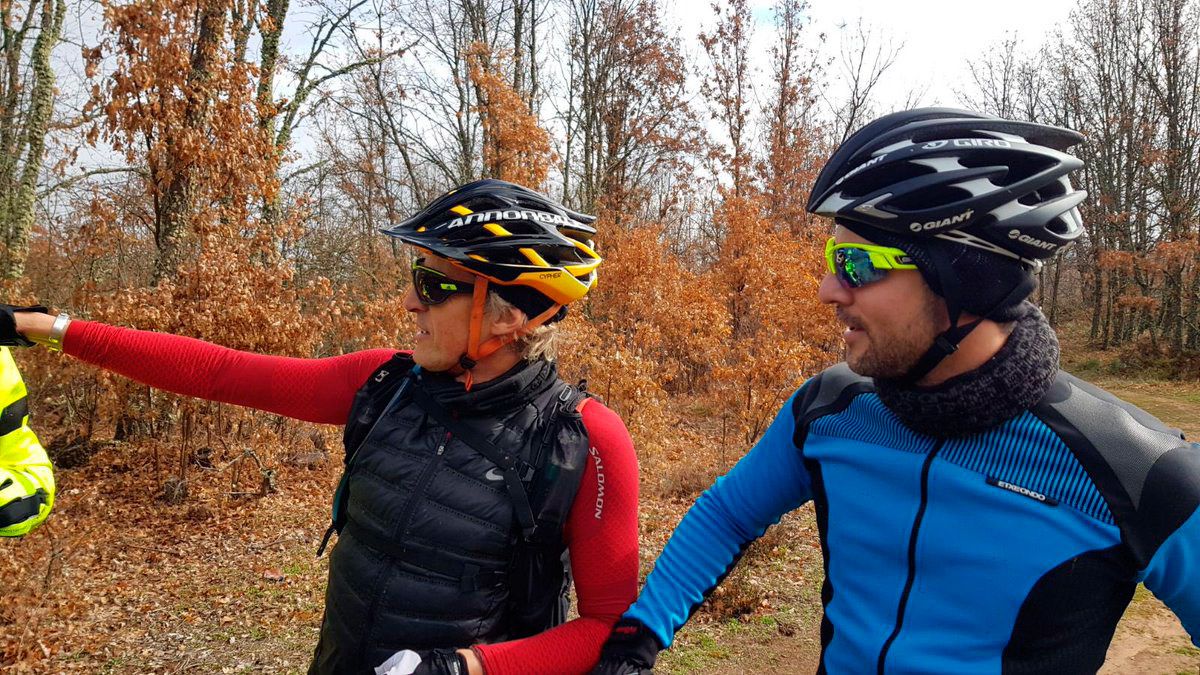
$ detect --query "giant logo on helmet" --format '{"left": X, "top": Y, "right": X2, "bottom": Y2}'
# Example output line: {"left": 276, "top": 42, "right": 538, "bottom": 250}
{"left": 831, "top": 154, "right": 885, "bottom": 189}
{"left": 909, "top": 209, "right": 973, "bottom": 233}
{"left": 1008, "top": 229, "right": 1058, "bottom": 250}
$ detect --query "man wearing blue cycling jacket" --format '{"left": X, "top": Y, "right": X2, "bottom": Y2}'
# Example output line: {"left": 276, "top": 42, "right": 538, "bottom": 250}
{"left": 592, "top": 108, "right": 1200, "bottom": 674}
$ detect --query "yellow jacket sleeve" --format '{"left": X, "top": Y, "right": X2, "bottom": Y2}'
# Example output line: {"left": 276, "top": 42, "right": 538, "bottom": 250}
{"left": 0, "top": 346, "right": 54, "bottom": 536}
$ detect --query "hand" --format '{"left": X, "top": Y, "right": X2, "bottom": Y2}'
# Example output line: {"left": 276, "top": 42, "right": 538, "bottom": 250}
{"left": 374, "top": 648, "right": 467, "bottom": 675}
{"left": 591, "top": 618, "right": 661, "bottom": 675}
{"left": 0, "top": 304, "right": 50, "bottom": 347}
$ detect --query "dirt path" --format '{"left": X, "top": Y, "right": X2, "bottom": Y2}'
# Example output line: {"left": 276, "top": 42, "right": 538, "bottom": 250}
{"left": 1104, "top": 590, "right": 1200, "bottom": 674}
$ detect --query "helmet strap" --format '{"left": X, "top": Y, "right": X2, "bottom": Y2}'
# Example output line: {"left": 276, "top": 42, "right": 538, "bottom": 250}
{"left": 457, "top": 277, "right": 562, "bottom": 391}
{"left": 900, "top": 253, "right": 1030, "bottom": 385}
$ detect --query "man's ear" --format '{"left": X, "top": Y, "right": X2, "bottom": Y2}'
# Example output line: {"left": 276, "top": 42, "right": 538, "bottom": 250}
{"left": 488, "top": 304, "right": 527, "bottom": 339}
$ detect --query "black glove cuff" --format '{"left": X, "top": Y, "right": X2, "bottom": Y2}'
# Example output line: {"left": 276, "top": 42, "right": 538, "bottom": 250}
{"left": 0, "top": 304, "right": 49, "bottom": 348}
{"left": 412, "top": 648, "right": 468, "bottom": 675}
{"left": 597, "top": 617, "right": 662, "bottom": 672}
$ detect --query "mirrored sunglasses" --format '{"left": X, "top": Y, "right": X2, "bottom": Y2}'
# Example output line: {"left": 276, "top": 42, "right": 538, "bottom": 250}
{"left": 411, "top": 258, "right": 476, "bottom": 305}
{"left": 824, "top": 237, "right": 918, "bottom": 289}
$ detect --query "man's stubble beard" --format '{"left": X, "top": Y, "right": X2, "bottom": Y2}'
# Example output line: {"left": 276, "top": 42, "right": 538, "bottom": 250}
{"left": 847, "top": 292, "right": 947, "bottom": 380}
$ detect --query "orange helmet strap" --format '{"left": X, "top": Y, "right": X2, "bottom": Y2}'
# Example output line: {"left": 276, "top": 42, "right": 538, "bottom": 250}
{"left": 471, "top": 301, "right": 562, "bottom": 361}
{"left": 466, "top": 278, "right": 488, "bottom": 362}
{"left": 459, "top": 282, "right": 563, "bottom": 391}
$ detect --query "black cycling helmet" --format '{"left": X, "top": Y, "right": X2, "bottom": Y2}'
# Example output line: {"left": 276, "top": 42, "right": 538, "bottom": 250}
{"left": 807, "top": 107, "right": 1086, "bottom": 265}
{"left": 383, "top": 179, "right": 601, "bottom": 307}
{"left": 383, "top": 179, "right": 602, "bottom": 384}
{"left": 807, "top": 108, "right": 1087, "bottom": 383}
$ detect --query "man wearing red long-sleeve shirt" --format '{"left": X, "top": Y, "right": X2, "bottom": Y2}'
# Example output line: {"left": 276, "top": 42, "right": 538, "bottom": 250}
{"left": 7, "top": 180, "right": 639, "bottom": 675}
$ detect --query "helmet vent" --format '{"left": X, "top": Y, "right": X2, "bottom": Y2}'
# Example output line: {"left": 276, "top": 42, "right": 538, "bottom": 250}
{"left": 839, "top": 161, "right": 931, "bottom": 198}
{"left": 954, "top": 177, "right": 999, "bottom": 197}
{"left": 889, "top": 184, "right": 974, "bottom": 210}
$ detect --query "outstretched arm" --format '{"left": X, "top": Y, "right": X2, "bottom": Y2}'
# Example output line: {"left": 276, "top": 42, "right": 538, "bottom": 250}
{"left": 471, "top": 401, "right": 640, "bottom": 675}
{"left": 618, "top": 387, "right": 814, "bottom": 656}
{"left": 55, "top": 319, "right": 396, "bottom": 425}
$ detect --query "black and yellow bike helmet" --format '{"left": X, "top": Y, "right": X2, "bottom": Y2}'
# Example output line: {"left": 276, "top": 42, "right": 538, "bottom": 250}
{"left": 384, "top": 179, "right": 601, "bottom": 305}
{"left": 383, "top": 179, "right": 602, "bottom": 380}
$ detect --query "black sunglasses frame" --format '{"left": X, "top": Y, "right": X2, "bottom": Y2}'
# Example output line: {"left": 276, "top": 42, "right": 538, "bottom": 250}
{"left": 411, "top": 258, "right": 476, "bottom": 305}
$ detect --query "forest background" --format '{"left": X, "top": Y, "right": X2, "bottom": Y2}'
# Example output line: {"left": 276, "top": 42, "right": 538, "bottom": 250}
{"left": 1, "top": 0, "right": 1199, "bottom": 671}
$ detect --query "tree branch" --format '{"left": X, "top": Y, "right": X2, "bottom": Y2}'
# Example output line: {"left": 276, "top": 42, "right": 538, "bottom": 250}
{"left": 38, "top": 166, "right": 146, "bottom": 198}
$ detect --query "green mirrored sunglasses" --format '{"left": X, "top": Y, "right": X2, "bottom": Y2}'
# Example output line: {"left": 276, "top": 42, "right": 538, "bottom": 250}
{"left": 411, "top": 258, "right": 476, "bottom": 305}
{"left": 825, "top": 237, "right": 918, "bottom": 288}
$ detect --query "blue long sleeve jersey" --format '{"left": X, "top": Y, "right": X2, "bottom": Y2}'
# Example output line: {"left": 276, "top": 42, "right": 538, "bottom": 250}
{"left": 626, "top": 364, "right": 1200, "bottom": 674}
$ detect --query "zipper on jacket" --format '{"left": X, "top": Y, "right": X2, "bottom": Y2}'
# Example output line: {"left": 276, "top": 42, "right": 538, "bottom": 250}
{"left": 393, "top": 431, "right": 453, "bottom": 548}
{"left": 877, "top": 439, "right": 943, "bottom": 674}
{"left": 354, "top": 430, "right": 452, "bottom": 668}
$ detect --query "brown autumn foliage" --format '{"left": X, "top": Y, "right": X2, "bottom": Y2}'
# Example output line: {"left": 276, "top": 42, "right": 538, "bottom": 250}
{"left": 3, "top": 0, "right": 840, "bottom": 669}
{"left": 708, "top": 193, "right": 838, "bottom": 442}
{"left": 469, "top": 43, "right": 554, "bottom": 187}
{"left": 1095, "top": 237, "right": 1200, "bottom": 374}
{"left": 6, "top": 0, "right": 1200, "bottom": 669}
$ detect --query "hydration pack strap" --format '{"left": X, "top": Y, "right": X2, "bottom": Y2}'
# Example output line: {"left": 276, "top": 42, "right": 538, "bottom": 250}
{"left": 412, "top": 384, "right": 540, "bottom": 539}
{"left": 317, "top": 364, "right": 420, "bottom": 557}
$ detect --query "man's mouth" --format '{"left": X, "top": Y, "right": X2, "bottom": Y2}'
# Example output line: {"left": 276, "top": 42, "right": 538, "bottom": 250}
{"left": 837, "top": 311, "right": 864, "bottom": 333}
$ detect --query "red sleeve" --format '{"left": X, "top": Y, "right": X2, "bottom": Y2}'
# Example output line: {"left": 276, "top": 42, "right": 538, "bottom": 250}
{"left": 63, "top": 320, "right": 398, "bottom": 425}
{"left": 474, "top": 400, "right": 640, "bottom": 675}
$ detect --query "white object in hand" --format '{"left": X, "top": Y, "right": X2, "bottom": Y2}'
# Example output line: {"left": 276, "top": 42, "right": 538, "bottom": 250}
{"left": 375, "top": 649, "right": 423, "bottom": 675}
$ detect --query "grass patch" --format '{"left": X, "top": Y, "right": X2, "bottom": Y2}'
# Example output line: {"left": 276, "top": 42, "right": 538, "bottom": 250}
{"left": 1172, "top": 644, "right": 1200, "bottom": 657}
{"left": 663, "top": 632, "right": 731, "bottom": 673}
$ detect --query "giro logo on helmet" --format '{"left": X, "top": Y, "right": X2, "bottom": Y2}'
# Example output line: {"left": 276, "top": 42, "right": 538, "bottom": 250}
{"left": 444, "top": 210, "right": 572, "bottom": 230}
{"left": 953, "top": 138, "right": 1012, "bottom": 148}
{"left": 909, "top": 209, "right": 973, "bottom": 233}
{"left": 1008, "top": 229, "right": 1058, "bottom": 250}
{"left": 922, "top": 140, "right": 949, "bottom": 149}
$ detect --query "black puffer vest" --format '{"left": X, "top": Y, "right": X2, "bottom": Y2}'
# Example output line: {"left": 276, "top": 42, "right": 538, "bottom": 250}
{"left": 310, "top": 356, "right": 589, "bottom": 674}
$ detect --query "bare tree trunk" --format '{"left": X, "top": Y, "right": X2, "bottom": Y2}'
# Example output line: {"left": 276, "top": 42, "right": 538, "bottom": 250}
{"left": 256, "top": 0, "right": 288, "bottom": 227}
{"left": 1143, "top": 0, "right": 1200, "bottom": 353}
{"left": 152, "top": 1, "right": 225, "bottom": 285}
{"left": 1187, "top": 258, "right": 1200, "bottom": 350}
{"left": 0, "top": 0, "right": 65, "bottom": 280}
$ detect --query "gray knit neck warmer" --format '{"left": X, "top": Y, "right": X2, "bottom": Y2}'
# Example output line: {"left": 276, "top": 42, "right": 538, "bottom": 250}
{"left": 874, "top": 303, "right": 1060, "bottom": 438}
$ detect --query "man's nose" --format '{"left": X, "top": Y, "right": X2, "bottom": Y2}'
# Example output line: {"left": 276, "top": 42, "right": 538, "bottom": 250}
{"left": 817, "top": 273, "right": 852, "bottom": 306}
{"left": 402, "top": 285, "right": 424, "bottom": 312}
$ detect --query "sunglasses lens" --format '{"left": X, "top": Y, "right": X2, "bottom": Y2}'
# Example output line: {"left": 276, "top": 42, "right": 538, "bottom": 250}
{"left": 834, "top": 247, "right": 888, "bottom": 288}
{"left": 411, "top": 263, "right": 470, "bottom": 305}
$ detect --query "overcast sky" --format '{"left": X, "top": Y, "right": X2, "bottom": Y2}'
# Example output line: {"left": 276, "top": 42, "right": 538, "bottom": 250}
{"left": 664, "top": 0, "right": 1078, "bottom": 113}
{"left": 51, "top": 0, "right": 1084, "bottom": 178}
